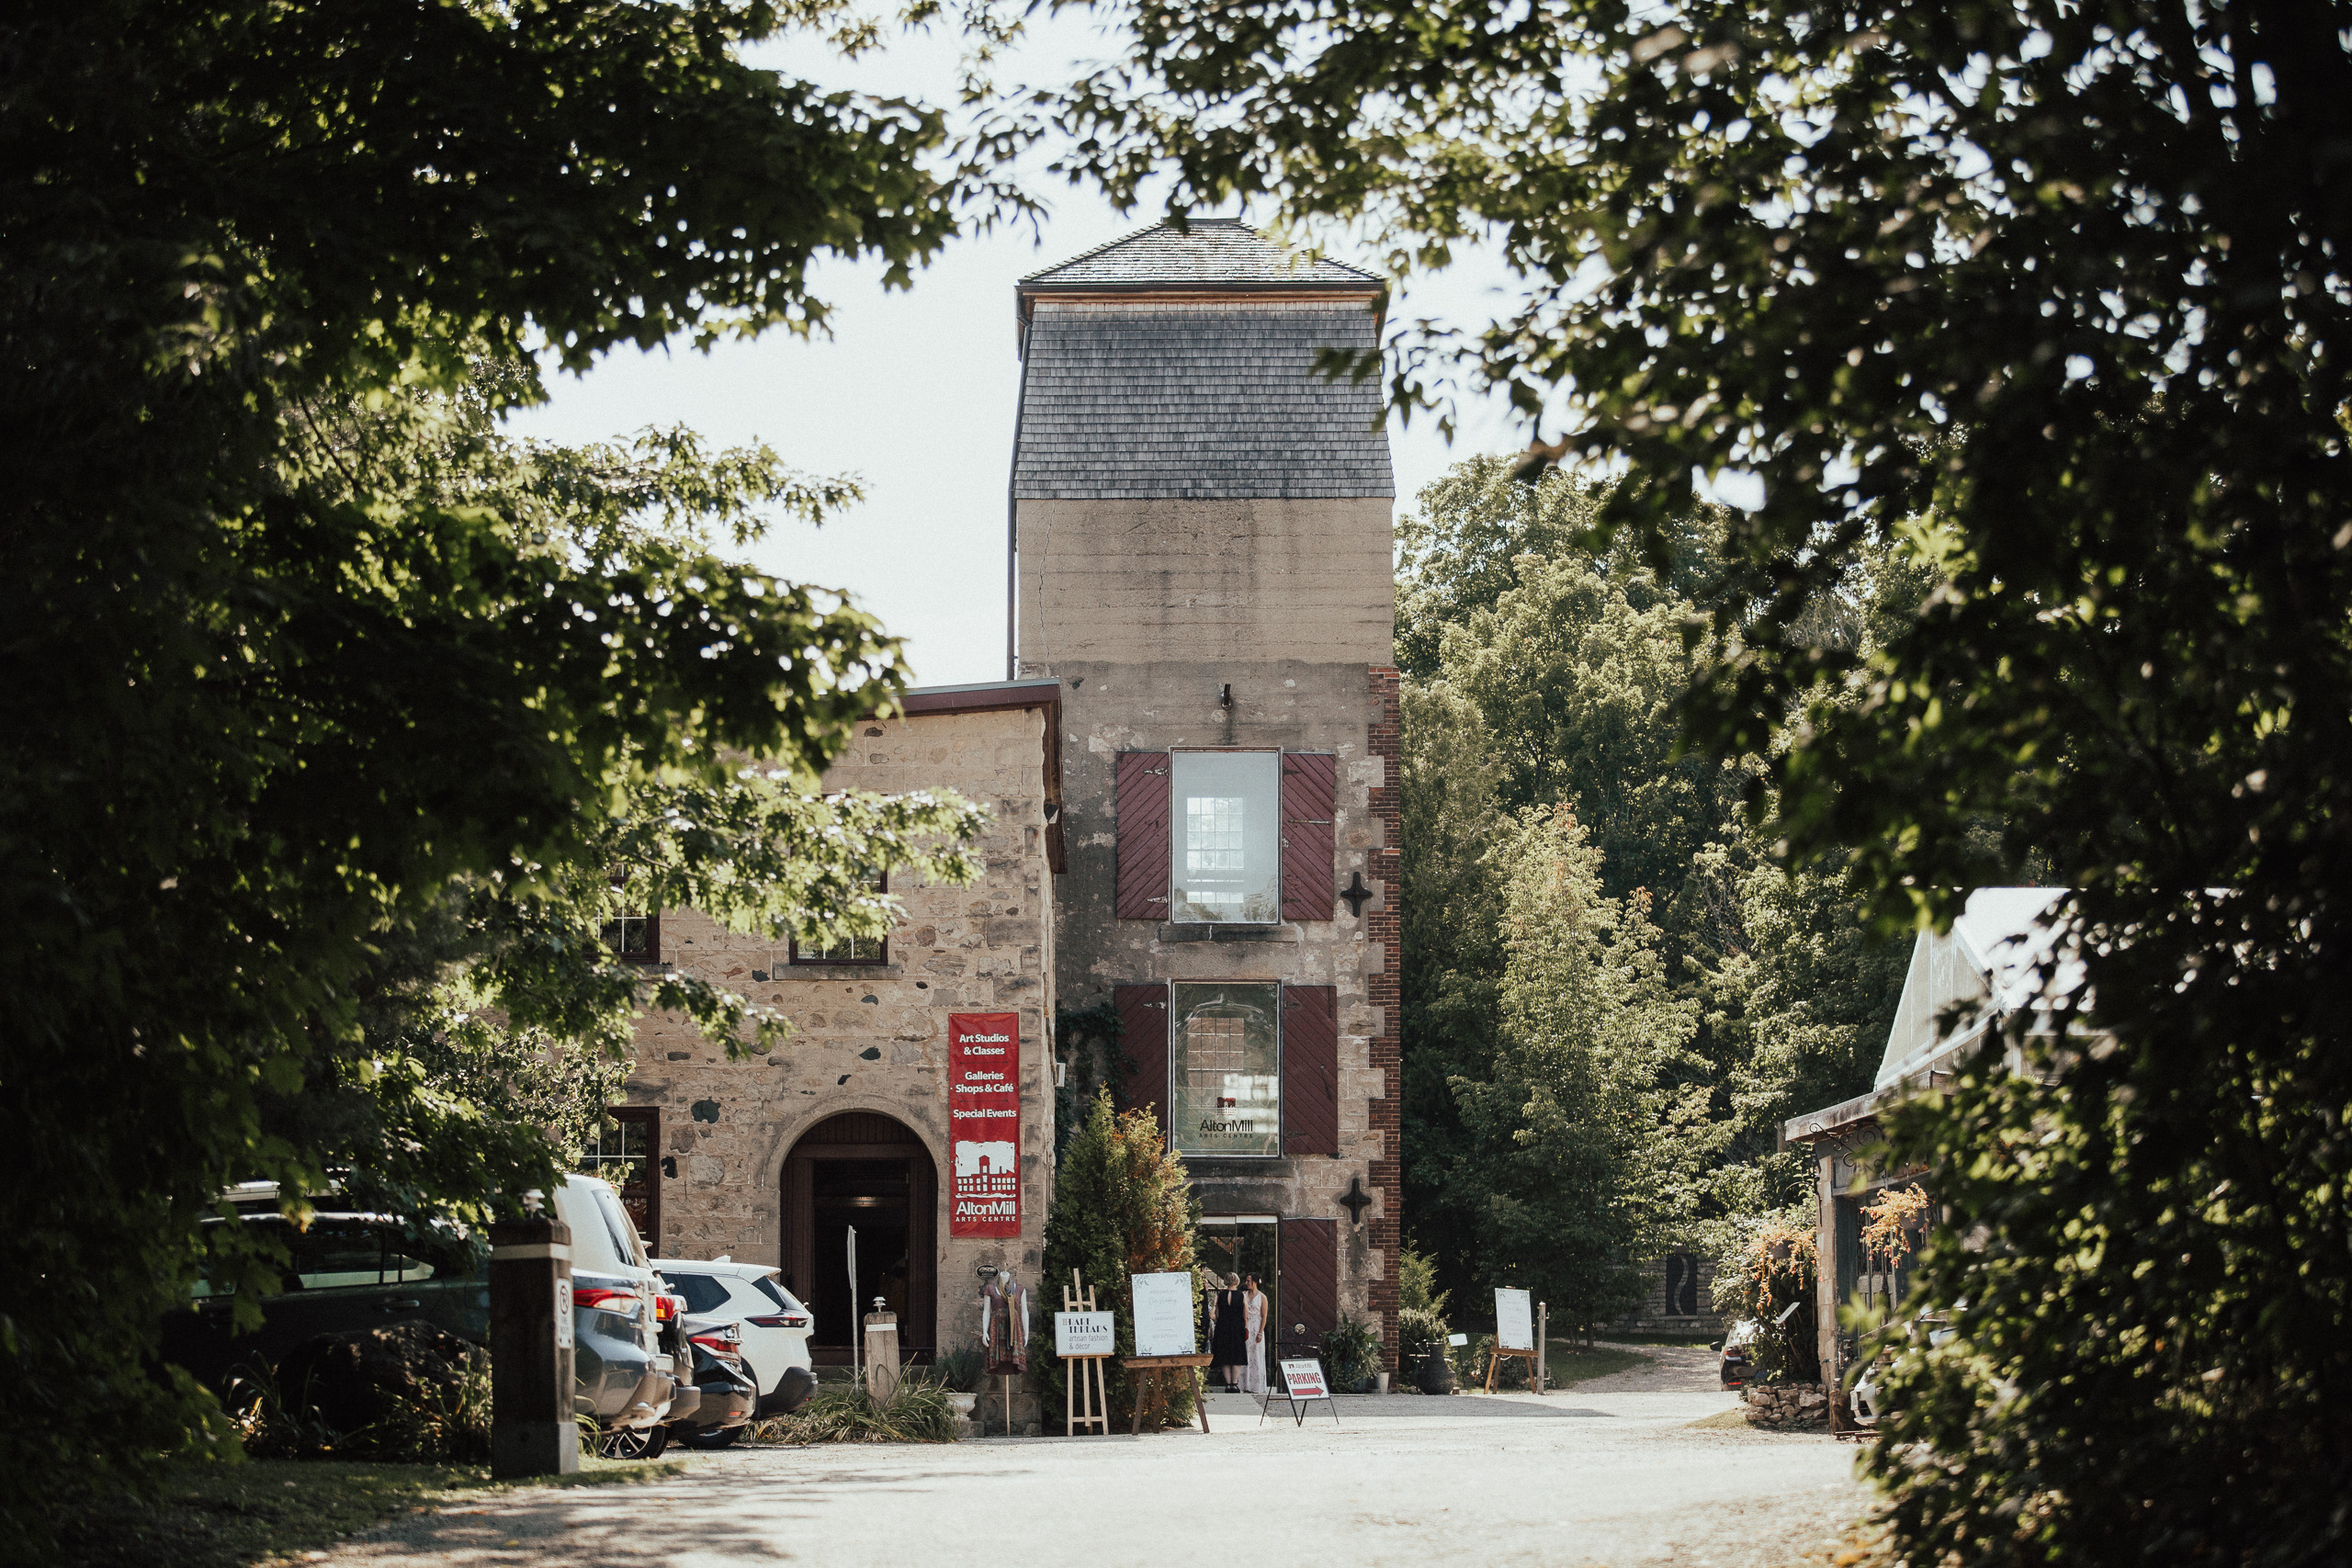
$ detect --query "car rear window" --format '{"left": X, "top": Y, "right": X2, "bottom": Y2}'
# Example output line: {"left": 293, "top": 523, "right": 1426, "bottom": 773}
{"left": 663, "top": 1272, "right": 732, "bottom": 1314}
{"left": 752, "top": 1276, "right": 795, "bottom": 1312}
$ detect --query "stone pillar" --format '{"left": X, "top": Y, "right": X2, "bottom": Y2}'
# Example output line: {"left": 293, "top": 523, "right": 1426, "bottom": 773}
{"left": 489, "top": 1213, "right": 579, "bottom": 1478}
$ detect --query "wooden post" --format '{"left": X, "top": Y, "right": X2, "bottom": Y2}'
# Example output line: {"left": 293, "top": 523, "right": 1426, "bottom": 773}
{"left": 488, "top": 1212, "right": 579, "bottom": 1479}
{"left": 1536, "top": 1302, "right": 1548, "bottom": 1394}
{"left": 863, "top": 1300, "right": 899, "bottom": 1404}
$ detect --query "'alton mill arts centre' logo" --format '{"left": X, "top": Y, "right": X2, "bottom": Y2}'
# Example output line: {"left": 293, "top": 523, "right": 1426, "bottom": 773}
{"left": 948, "top": 1012, "right": 1022, "bottom": 1237}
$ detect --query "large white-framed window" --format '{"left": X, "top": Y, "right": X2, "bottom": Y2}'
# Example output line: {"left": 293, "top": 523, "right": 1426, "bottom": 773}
{"left": 1170, "top": 750, "right": 1281, "bottom": 923}
{"left": 1170, "top": 980, "right": 1281, "bottom": 1157}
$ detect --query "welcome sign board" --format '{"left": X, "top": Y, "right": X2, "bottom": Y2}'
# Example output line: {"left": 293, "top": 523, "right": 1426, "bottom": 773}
{"left": 948, "top": 1012, "right": 1021, "bottom": 1237}
{"left": 1130, "top": 1271, "right": 1197, "bottom": 1358}
{"left": 1496, "top": 1287, "right": 1535, "bottom": 1351}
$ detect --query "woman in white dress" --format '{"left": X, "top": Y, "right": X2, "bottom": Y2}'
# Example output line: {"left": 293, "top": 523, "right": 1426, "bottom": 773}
{"left": 1239, "top": 1274, "right": 1269, "bottom": 1394}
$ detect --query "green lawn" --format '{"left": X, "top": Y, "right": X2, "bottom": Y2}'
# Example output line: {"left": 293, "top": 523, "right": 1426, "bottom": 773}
{"left": 1544, "top": 1342, "right": 1650, "bottom": 1387}
{"left": 1594, "top": 1330, "right": 1721, "bottom": 1348}
{"left": 57, "top": 1455, "right": 684, "bottom": 1568}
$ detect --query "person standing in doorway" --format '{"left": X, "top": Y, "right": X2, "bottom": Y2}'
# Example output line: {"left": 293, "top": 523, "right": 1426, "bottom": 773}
{"left": 1240, "top": 1274, "right": 1269, "bottom": 1395}
{"left": 1210, "top": 1271, "right": 1247, "bottom": 1391}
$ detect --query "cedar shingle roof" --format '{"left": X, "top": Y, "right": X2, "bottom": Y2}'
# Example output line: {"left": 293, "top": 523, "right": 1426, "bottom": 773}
{"left": 1011, "top": 306, "right": 1394, "bottom": 500}
{"left": 1020, "top": 219, "right": 1380, "bottom": 290}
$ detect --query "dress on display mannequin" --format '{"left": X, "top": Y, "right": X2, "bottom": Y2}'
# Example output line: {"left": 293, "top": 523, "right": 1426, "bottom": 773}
{"left": 980, "top": 1269, "right": 1030, "bottom": 1374}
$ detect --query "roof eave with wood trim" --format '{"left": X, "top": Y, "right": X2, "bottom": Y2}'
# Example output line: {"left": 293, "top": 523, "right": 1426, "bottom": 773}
{"left": 876, "top": 678, "right": 1066, "bottom": 874}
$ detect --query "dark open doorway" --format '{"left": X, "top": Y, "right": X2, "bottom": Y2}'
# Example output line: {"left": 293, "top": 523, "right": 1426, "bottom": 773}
{"left": 781, "top": 1112, "right": 937, "bottom": 1363}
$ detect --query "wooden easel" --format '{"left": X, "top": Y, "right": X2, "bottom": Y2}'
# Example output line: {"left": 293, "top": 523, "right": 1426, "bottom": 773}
{"left": 1122, "top": 1354, "right": 1213, "bottom": 1435}
{"left": 1485, "top": 1343, "right": 1541, "bottom": 1393}
{"left": 1062, "top": 1269, "right": 1111, "bottom": 1437}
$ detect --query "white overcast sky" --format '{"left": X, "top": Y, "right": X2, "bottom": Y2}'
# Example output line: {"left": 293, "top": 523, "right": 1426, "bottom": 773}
{"left": 502, "top": 16, "right": 1535, "bottom": 686}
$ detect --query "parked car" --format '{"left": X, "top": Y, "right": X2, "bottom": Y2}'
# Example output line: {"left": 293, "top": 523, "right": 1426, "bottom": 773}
{"left": 161, "top": 1188, "right": 488, "bottom": 1398}
{"left": 552, "top": 1174, "right": 681, "bottom": 1454}
{"left": 654, "top": 1257, "right": 819, "bottom": 1425}
{"left": 1849, "top": 1314, "right": 1955, "bottom": 1427}
{"left": 666, "top": 1314, "right": 760, "bottom": 1449}
{"left": 1716, "top": 1320, "right": 1757, "bottom": 1389}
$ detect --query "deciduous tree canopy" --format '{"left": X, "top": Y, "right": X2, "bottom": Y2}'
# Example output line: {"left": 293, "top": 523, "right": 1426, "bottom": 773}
{"left": 1035, "top": 0, "right": 2352, "bottom": 1555}
{"left": 3, "top": 0, "right": 1016, "bottom": 1530}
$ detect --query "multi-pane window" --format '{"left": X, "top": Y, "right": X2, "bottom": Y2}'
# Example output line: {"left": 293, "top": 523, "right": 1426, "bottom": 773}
{"left": 581, "top": 1107, "right": 660, "bottom": 1249}
{"left": 602, "top": 911, "right": 658, "bottom": 964}
{"left": 791, "top": 873, "right": 890, "bottom": 964}
{"left": 1170, "top": 752, "right": 1280, "bottom": 922}
{"left": 1170, "top": 981, "right": 1281, "bottom": 1157}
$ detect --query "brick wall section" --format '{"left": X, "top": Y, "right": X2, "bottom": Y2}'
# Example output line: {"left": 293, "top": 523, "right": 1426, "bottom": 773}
{"left": 1367, "top": 665, "right": 1402, "bottom": 1371}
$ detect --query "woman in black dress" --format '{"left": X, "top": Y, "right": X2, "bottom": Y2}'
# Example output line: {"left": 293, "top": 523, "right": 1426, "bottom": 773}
{"left": 1209, "top": 1271, "right": 1248, "bottom": 1391}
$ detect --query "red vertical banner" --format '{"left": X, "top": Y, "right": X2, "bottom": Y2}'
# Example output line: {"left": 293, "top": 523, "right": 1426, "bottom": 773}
{"left": 948, "top": 1012, "right": 1022, "bottom": 1237}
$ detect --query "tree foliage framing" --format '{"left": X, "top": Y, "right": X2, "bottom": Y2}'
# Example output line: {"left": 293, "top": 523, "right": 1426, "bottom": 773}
{"left": 1030, "top": 0, "right": 2352, "bottom": 1558}
{"left": 3, "top": 0, "right": 1021, "bottom": 1531}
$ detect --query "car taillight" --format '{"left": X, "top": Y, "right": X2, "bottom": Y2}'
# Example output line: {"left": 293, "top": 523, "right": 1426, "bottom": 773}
{"left": 654, "top": 1293, "right": 683, "bottom": 1323}
{"left": 746, "top": 1314, "right": 810, "bottom": 1330}
{"left": 574, "top": 1286, "right": 641, "bottom": 1320}
{"left": 690, "top": 1325, "right": 742, "bottom": 1354}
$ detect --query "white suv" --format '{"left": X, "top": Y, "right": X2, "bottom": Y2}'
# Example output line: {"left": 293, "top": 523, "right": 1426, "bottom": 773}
{"left": 553, "top": 1175, "right": 679, "bottom": 1440}
{"left": 653, "top": 1257, "right": 818, "bottom": 1422}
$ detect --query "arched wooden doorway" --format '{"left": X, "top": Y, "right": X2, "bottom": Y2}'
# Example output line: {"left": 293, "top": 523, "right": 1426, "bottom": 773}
{"left": 781, "top": 1111, "right": 937, "bottom": 1362}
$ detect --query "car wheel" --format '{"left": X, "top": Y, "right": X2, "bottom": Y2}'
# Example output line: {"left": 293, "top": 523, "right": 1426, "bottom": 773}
{"left": 599, "top": 1423, "right": 670, "bottom": 1460}
{"left": 682, "top": 1425, "right": 741, "bottom": 1450}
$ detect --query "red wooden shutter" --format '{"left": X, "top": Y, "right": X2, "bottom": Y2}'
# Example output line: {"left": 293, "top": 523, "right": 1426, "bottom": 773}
{"left": 1282, "top": 986, "right": 1339, "bottom": 1157}
{"left": 1280, "top": 752, "right": 1337, "bottom": 921}
{"left": 1114, "top": 751, "right": 1171, "bottom": 920}
{"left": 1112, "top": 984, "right": 1169, "bottom": 1144}
{"left": 1277, "top": 1217, "right": 1340, "bottom": 1362}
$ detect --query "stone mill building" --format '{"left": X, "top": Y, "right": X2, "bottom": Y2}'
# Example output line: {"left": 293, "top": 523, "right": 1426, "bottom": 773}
{"left": 600, "top": 220, "right": 1404, "bottom": 1396}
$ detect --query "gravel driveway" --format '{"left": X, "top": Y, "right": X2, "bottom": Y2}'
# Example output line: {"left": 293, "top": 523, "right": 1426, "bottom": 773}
{"left": 331, "top": 1375, "right": 1868, "bottom": 1568}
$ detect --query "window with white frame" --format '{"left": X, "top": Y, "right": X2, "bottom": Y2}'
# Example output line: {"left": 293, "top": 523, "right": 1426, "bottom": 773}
{"left": 1170, "top": 751, "right": 1280, "bottom": 922}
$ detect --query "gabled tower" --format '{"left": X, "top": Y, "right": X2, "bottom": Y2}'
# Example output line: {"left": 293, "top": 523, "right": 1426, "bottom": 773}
{"left": 1012, "top": 220, "right": 1401, "bottom": 1376}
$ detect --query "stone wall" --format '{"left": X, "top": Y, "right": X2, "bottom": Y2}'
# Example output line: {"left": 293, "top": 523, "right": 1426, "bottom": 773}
{"left": 1015, "top": 496, "right": 1394, "bottom": 668}
{"left": 1742, "top": 1382, "right": 1829, "bottom": 1430}
{"left": 1613, "top": 1251, "right": 1727, "bottom": 1337}
{"left": 617, "top": 702, "right": 1056, "bottom": 1415}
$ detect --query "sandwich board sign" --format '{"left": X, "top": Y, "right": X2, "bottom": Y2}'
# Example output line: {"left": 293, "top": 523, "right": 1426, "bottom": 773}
{"left": 1055, "top": 1311, "right": 1115, "bottom": 1357}
{"left": 1264, "top": 1359, "right": 1340, "bottom": 1427}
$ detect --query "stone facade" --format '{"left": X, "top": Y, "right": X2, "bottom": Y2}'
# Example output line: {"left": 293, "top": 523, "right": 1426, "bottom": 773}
{"left": 601, "top": 221, "right": 1404, "bottom": 1423}
{"left": 1010, "top": 222, "right": 1404, "bottom": 1372}
{"left": 616, "top": 694, "right": 1058, "bottom": 1415}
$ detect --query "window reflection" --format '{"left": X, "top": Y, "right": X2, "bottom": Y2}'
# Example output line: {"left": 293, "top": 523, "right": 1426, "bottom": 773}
{"left": 1171, "top": 752, "right": 1279, "bottom": 922}
{"left": 1171, "top": 982, "right": 1280, "bottom": 1157}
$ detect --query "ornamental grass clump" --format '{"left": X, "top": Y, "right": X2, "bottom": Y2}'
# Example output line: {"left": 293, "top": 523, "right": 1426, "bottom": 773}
{"left": 763, "top": 1382, "right": 958, "bottom": 1445}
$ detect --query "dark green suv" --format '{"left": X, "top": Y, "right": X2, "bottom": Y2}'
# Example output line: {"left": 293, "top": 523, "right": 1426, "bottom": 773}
{"left": 161, "top": 1209, "right": 488, "bottom": 1396}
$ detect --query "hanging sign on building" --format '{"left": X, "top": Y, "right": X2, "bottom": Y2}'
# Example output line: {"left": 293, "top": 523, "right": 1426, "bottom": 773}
{"left": 948, "top": 1011, "right": 1022, "bottom": 1237}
